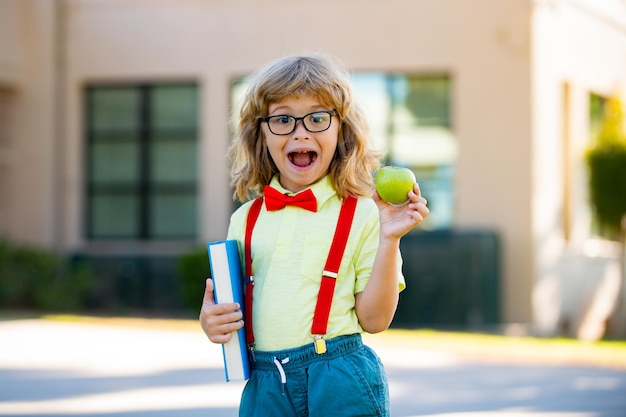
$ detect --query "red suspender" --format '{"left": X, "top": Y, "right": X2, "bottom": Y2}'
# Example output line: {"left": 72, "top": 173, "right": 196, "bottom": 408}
{"left": 311, "top": 196, "right": 358, "bottom": 335}
{"left": 244, "top": 198, "right": 263, "bottom": 346}
{"left": 243, "top": 195, "right": 358, "bottom": 350}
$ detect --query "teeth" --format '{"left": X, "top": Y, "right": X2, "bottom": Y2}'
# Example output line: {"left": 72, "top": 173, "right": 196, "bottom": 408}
{"left": 289, "top": 150, "right": 317, "bottom": 167}
{"left": 289, "top": 151, "right": 314, "bottom": 159}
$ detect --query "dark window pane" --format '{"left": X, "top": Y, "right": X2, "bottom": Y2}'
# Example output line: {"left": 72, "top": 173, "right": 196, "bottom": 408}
{"left": 151, "top": 85, "right": 198, "bottom": 129}
{"left": 401, "top": 75, "right": 451, "bottom": 127}
{"left": 89, "top": 194, "right": 139, "bottom": 237}
{"left": 90, "top": 140, "right": 140, "bottom": 184}
{"left": 91, "top": 88, "right": 140, "bottom": 130}
{"left": 86, "top": 84, "right": 198, "bottom": 240}
{"left": 150, "top": 137, "right": 197, "bottom": 183}
{"left": 150, "top": 193, "right": 197, "bottom": 238}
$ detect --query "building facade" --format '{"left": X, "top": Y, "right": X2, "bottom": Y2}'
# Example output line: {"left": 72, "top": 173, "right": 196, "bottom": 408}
{"left": 1, "top": 0, "right": 626, "bottom": 333}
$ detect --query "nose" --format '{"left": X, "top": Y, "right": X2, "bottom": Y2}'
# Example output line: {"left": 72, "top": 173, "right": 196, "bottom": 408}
{"left": 292, "top": 119, "right": 309, "bottom": 139}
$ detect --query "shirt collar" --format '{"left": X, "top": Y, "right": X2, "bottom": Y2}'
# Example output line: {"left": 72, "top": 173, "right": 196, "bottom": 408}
{"left": 269, "top": 175, "right": 338, "bottom": 209}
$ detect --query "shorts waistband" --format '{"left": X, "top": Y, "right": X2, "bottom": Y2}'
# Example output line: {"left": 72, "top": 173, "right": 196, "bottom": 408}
{"left": 250, "top": 334, "right": 362, "bottom": 371}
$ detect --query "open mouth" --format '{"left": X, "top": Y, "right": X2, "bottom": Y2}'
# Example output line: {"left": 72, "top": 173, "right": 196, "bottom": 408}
{"left": 288, "top": 150, "right": 318, "bottom": 168}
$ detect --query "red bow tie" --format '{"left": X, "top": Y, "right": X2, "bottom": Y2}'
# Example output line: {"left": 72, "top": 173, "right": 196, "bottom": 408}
{"left": 264, "top": 186, "right": 317, "bottom": 212}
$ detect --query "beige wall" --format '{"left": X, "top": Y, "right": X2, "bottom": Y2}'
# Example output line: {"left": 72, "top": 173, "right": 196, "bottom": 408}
{"left": 0, "top": 0, "right": 62, "bottom": 247}
{"left": 0, "top": 0, "right": 20, "bottom": 237}
{"left": 531, "top": 1, "right": 626, "bottom": 332}
{"left": 0, "top": 0, "right": 20, "bottom": 85}
{"left": 3, "top": 0, "right": 626, "bottom": 325}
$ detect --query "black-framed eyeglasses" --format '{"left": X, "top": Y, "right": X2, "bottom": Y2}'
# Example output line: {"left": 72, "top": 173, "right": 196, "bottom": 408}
{"left": 258, "top": 110, "right": 337, "bottom": 136}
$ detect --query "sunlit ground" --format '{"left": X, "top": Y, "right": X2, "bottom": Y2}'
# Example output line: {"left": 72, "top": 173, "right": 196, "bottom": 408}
{"left": 0, "top": 315, "right": 625, "bottom": 417}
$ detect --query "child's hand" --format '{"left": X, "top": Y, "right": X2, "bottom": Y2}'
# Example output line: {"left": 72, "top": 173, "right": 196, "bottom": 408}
{"left": 199, "top": 278, "right": 244, "bottom": 344}
{"left": 373, "top": 182, "right": 429, "bottom": 240}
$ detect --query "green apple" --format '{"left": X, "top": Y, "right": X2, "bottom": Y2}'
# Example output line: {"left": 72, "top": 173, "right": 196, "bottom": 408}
{"left": 375, "top": 165, "right": 416, "bottom": 205}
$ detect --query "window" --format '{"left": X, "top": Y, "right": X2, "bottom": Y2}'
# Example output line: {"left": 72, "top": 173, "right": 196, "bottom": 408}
{"left": 353, "top": 73, "right": 455, "bottom": 230}
{"left": 85, "top": 84, "right": 199, "bottom": 239}
{"left": 230, "top": 73, "right": 455, "bottom": 230}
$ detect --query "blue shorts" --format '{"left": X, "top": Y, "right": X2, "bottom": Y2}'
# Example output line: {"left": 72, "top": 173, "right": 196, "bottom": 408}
{"left": 239, "top": 334, "right": 389, "bottom": 417}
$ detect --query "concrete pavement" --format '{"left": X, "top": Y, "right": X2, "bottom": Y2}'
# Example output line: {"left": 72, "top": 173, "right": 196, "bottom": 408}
{"left": 0, "top": 318, "right": 625, "bottom": 417}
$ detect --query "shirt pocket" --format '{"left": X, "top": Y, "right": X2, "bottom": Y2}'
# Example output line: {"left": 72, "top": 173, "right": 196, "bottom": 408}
{"left": 297, "top": 235, "right": 327, "bottom": 284}
{"left": 298, "top": 233, "right": 355, "bottom": 285}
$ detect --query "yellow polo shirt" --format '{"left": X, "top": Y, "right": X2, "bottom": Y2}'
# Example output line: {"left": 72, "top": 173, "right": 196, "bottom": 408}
{"left": 227, "top": 175, "right": 405, "bottom": 351}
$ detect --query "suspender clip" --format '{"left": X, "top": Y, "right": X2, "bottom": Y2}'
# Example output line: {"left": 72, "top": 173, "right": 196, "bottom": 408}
{"left": 322, "top": 270, "right": 338, "bottom": 279}
{"left": 313, "top": 335, "right": 327, "bottom": 355}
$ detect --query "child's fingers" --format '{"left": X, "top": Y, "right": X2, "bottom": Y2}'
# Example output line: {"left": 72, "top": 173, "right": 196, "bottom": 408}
{"left": 408, "top": 185, "right": 429, "bottom": 225}
{"left": 410, "top": 197, "right": 430, "bottom": 220}
{"left": 210, "top": 332, "right": 234, "bottom": 344}
{"left": 202, "top": 278, "right": 241, "bottom": 312}
{"left": 202, "top": 278, "right": 216, "bottom": 306}
{"left": 408, "top": 185, "right": 425, "bottom": 204}
{"left": 413, "top": 182, "right": 421, "bottom": 197}
{"left": 208, "top": 318, "right": 245, "bottom": 344}
{"left": 208, "top": 319, "right": 245, "bottom": 344}
{"left": 200, "top": 286, "right": 244, "bottom": 344}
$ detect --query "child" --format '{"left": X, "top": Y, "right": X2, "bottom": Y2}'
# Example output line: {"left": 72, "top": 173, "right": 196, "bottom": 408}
{"left": 200, "top": 53, "right": 429, "bottom": 417}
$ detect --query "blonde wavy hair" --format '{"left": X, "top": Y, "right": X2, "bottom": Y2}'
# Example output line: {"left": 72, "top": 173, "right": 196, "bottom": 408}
{"left": 229, "top": 53, "right": 382, "bottom": 202}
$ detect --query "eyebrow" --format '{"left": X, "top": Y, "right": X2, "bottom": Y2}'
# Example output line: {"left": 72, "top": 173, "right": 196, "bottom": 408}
{"left": 267, "top": 106, "right": 328, "bottom": 116}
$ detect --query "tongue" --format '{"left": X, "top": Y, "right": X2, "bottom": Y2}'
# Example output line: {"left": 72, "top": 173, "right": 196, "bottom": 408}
{"left": 291, "top": 152, "right": 314, "bottom": 167}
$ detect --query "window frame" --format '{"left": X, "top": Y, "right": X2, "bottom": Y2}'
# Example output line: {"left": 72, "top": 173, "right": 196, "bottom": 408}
{"left": 84, "top": 82, "right": 199, "bottom": 241}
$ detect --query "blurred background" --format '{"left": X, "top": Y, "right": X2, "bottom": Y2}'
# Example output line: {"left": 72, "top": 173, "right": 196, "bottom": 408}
{"left": 1, "top": 0, "right": 626, "bottom": 342}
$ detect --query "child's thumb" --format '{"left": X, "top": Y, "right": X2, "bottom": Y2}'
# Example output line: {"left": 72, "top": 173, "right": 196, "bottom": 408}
{"left": 202, "top": 278, "right": 216, "bottom": 306}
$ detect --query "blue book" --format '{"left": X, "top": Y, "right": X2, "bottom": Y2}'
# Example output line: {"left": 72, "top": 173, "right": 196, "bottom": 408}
{"left": 207, "top": 239, "right": 250, "bottom": 382}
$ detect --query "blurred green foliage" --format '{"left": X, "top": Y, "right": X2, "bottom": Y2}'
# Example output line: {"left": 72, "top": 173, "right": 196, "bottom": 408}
{"left": 176, "top": 246, "right": 210, "bottom": 311}
{"left": 0, "top": 240, "right": 93, "bottom": 310}
{"left": 586, "top": 96, "right": 626, "bottom": 239}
